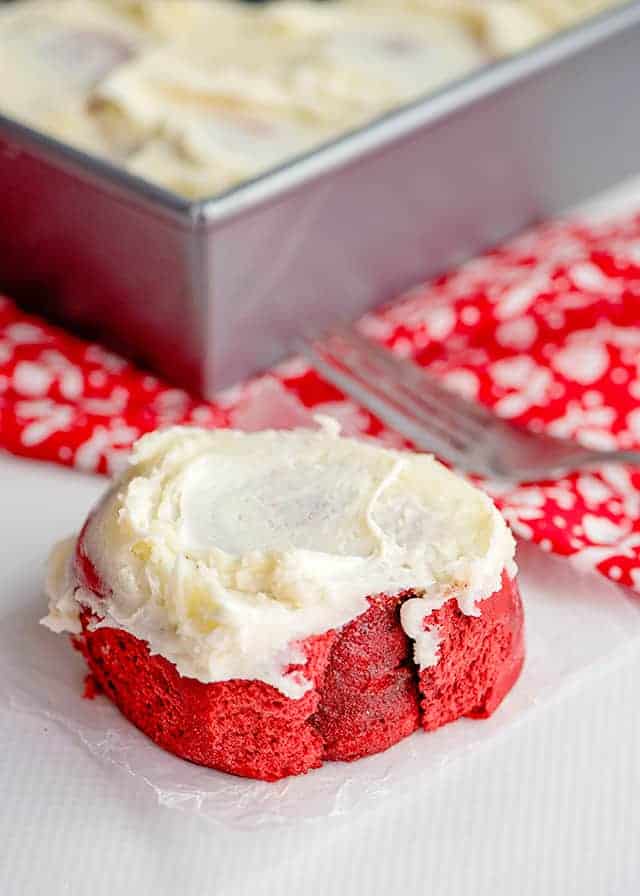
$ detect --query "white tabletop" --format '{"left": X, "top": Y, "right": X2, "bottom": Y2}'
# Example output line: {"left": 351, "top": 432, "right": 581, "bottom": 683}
{"left": 5, "top": 176, "right": 640, "bottom": 895}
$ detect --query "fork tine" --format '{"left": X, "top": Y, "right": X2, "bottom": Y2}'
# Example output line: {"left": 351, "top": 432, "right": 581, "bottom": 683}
{"left": 319, "top": 336, "right": 472, "bottom": 453}
{"left": 327, "top": 336, "right": 479, "bottom": 447}
{"left": 302, "top": 328, "right": 640, "bottom": 480}
{"left": 299, "top": 337, "right": 473, "bottom": 465}
{"left": 336, "top": 326, "right": 495, "bottom": 427}
{"left": 328, "top": 327, "right": 492, "bottom": 441}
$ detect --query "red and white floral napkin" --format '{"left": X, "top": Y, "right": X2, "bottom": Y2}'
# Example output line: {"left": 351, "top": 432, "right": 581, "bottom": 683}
{"left": 2, "top": 212, "right": 640, "bottom": 593}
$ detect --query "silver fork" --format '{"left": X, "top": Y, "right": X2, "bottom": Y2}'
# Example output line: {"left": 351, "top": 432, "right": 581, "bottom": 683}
{"left": 299, "top": 327, "right": 640, "bottom": 480}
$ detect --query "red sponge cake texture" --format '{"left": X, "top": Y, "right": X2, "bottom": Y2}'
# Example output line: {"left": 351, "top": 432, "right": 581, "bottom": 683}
{"left": 74, "top": 549, "right": 524, "bottom": 782}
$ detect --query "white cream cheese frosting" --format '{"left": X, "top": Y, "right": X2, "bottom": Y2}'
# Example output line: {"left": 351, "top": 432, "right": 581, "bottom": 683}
{"left": 43, "top": 423, "right": 516, "bottom": 698}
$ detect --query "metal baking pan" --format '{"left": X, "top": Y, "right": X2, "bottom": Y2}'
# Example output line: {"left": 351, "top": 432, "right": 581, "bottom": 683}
{"left": 1, "top": 2, "right": 639, "bottom": 396}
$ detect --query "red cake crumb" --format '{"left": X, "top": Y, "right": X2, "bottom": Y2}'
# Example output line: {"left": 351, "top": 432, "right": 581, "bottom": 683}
{"left": 312, "top": 592, "right": 421, "bottom": 762}
{"left": 80, "top": 609, "right": 336, "bottom": 782}
{"left": 418, "top": 574, "right": 524, "bottom": 730}
{"left": 75, "top": 554, "right": 524, "bottom": 780}
{"left": 82, "top": 673, "right": 101, "bottom": 700}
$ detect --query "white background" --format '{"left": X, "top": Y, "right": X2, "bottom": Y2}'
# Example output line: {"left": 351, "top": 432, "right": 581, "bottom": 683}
{"left": 4, "top": 179, "right": 640, "bottom": 895}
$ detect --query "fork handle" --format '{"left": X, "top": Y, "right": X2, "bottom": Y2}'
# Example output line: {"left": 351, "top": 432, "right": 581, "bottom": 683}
{"left": 567, "top": 449, "right": 640, "bottom": 470}
{"left": 585, "top": 450, "right": 640, "bottom": 470}
{"left": 602, "top": 450, "right": 640, "bottom": 466}
{"left": 517, "top": 449, "right": 640, "bottom": 481}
